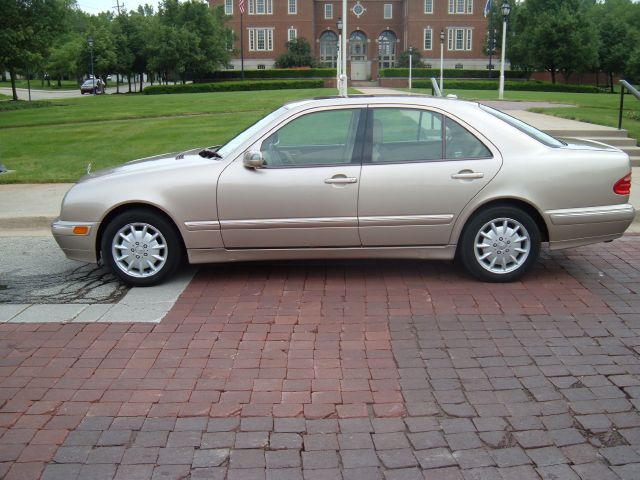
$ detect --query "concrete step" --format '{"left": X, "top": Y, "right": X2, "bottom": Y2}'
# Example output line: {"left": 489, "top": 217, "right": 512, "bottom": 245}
{"left": 630, "top": 156, "right": 640, "bottom": 167}
{"left": 546, "top": 128, "right": 630, "bottom": 138}
{"left": 579, "top": 136, "right": 638, "bottom": 147}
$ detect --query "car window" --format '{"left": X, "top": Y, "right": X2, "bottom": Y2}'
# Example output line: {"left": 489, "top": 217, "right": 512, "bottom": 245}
{"left": 261, "top": 109, "right": 362, "bottom": 167}
{"left": 369, "top": 108, "right": 443, "bottom": 163}
{"left": 444, "top": 118, "right": 493, "bottom": 159}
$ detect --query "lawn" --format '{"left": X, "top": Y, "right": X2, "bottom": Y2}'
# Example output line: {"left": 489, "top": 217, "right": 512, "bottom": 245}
{"left": 0, "top": 88, "right": 340, "bottom": 183}
{"left": 411, "top": 88, "right": 640, "bottom": 145}
{"left": 0, "top": 79, "right": 78, "bottom": 90}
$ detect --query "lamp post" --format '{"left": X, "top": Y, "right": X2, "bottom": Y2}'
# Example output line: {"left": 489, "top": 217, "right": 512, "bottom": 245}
{"left": 340, "top": 0, "right": 348, "bottom": 97}
{"left": 439, "top": 30, "right": 445, "bottom": 92}
{"left": 87, "top": 37, "right": 95, "bottom": 95}
{"left": 408, "top": 47, "right": 413, "bottom": 90}
{"left": 337, "top": 18, "right": 343, "bottom": 96}
{"left": 498, "top": 1, "right": 511, "bottom": 100}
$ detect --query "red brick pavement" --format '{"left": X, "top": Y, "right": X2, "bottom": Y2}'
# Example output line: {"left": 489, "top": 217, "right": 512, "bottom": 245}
{"left": 0, "top": 238, "right": 639, "bottom": 478}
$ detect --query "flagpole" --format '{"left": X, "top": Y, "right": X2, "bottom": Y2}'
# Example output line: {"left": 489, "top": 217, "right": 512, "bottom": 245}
{"left": 240, "top": 10, "right": 245, "bottom": 81}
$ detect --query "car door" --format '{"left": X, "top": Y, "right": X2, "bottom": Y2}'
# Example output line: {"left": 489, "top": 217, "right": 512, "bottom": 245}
{"left": 217, "top": 107, "right": 365, "bottom": 248}
{"left": 358, "top": 106, "right": 502, "bottom": 246}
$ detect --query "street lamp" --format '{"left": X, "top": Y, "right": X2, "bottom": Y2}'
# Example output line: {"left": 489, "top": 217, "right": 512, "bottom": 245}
{"left": 439, "top": 30, "right": 445, "bottom": 92}
{"left": 87, "top": 36, "right": 95, "bottom": 95}
{"left": 498, "top": 1, "right": 511, "bottom": 100}
{"left": 336, "top": 19, "right": 343, "bottom": 96}
{"left": 340, "top": 0, "right": 348, "bottom": 97}
{"left": 408, "top": 47, "right": 414, "bottom": 90}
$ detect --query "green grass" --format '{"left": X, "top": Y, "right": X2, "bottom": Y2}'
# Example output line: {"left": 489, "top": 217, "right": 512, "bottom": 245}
{"left": 410, "top": 88, "right": 640, "bottom": 145}
{"left": 0, "top": 88, "right": 341, "bottom": 183}
{"left": 0, "top": 80, "right": 78, "bottom": 90}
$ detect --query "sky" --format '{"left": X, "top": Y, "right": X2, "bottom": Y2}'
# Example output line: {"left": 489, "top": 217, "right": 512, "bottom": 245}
{"left": 76, "top": 0, "right": 161, "bottom": 15}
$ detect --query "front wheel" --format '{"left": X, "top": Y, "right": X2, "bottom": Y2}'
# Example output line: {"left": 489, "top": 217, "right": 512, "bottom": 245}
{"left": 100, "top": 209, "right": 182, "bottom": 287}
{"left": 459, "top": 206, "right": 540, "bottom": 282}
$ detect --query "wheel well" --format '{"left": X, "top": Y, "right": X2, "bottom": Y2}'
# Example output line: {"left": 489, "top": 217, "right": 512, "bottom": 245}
{"left": 95, "top": 203, "right": 186, "bottom": 263}
{"left": 459, "top": 199, "right": 550, "bottom": 245}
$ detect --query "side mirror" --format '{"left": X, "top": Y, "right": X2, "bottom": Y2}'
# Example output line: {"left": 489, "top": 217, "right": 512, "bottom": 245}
{"left": 243, "top": 150, "right": 264, "bottom": 169}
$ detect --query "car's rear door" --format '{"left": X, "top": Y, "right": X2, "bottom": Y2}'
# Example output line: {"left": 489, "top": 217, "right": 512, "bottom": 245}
{"left": 358, "top": 106, "right": 502, "bottom": 246}
{"left": 217, "top": 107, "right": 365, "bottom": 248}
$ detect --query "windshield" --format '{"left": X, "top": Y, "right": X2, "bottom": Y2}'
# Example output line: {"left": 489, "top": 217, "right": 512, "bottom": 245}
{"left": 217, "top": 106, "right": 288, "bottom": 158}
{"left": 479, "top": 104, "right": 565, "bottom": 148}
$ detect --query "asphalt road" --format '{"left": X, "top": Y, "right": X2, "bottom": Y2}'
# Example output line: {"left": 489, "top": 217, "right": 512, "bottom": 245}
{"left": 0, "top": 83, "right": 149, "bottom": 100}
{"left": 0, "top": 235, "right": 128, "bottom": 304}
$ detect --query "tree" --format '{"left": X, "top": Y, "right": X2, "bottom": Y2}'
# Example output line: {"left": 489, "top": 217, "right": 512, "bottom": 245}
{"left": 505, "top": 0, "right": 599, "bottom": 83}
{"left": 275, "top": 38, "right": 316, "bottom": 68}
{"left": 396, "top": 49, "right": 424, "bottom": 69}
{"left": 594, "top": 0, "right": 639, "bottom": 92}
{"left": 0, "top": 0, "right": 72, "bottom": 100}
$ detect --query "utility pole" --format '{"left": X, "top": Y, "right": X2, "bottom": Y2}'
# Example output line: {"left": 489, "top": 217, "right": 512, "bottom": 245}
{"left": 114, "top": 0, "right": 122, "bottom": 15}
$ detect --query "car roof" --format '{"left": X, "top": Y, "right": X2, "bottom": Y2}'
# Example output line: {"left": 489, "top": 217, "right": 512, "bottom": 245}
{"left": 283, "top": 95, "right": 480, "bottom": 112}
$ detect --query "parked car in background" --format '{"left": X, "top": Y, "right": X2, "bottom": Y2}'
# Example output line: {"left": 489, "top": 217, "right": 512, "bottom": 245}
{"left": 80, "top": 78, "right": 105, "bottom": 94}
{"left": 52, "top": 96, "right": 634, "bottom": 286}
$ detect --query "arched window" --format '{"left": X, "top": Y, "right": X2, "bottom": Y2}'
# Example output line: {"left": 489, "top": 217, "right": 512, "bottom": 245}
{"left": 378, "top": 30, "right": 397, "bottom": 69}
{"left": 350, "top": 31, "right": 367, "bottom": 61}
{"left": 319, "top": 31, "right": 338, "bottom": 67}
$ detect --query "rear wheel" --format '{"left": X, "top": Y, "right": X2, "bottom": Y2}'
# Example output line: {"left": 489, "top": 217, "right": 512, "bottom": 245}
{"left": 459, "top": 206, "right": 540, "bottom": 282}
{"left": 100, "top": 209, "right": 182, "bottom": 287}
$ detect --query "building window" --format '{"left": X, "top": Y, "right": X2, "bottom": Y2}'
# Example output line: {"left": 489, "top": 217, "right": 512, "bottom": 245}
{"left": 248, "top": 28, "right": 274, "bottom": 51}
{"left": 447, "top": 27, "right": 473, "bottom": 51}
{"left": 288, "top": 28, "right": 297, "bottom": 41}
{"left": 248, "top": 0, "right": 272, "bottom": 15}
{"left": 448, "top": 0, "right": 472, "bottom": 14}
{"left": 319, "top": 31, "right": 338, "bottom": 67}
{"left": 383, "top": 4, "right": 392, "bottom": 19}
{"left": 224, "top": 0, "right": 233, "bottom": 15}
{"left": 324, "top": 4, "right": 333, "bottom": 19}
{"left": 424, "top": 0, "right": 433, "bottom": 14}
{"left": 288, "top": 0, "right": 296, "bottom": 14}
{"left": 378, "top": 30, "right": 397, "bottom": 69}
{"left": 423, "top": 28, "right": 432, "bottom": 51}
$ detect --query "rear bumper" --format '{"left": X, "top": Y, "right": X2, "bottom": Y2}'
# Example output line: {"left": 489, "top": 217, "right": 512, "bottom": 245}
{"left": 546, "top": 203, "right": 635, "bottom": 250}
{"left": 51, "top": 219, "right": 99, "bottom": 263}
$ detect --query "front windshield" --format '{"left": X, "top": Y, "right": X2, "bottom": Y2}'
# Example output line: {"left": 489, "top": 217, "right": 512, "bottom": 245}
{"left": 479, "top": 104, "right": 565, "bottom": 148}
{"left": 217, "top": 106, "right": 288, "bottom": 158}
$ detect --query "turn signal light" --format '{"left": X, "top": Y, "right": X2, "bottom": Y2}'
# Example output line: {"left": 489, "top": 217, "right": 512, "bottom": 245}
{"left": 614, "top": 173, "right": 632, "bottom": 195}
{"left": 72, "top": 226, "right": 89, "bottom": 235}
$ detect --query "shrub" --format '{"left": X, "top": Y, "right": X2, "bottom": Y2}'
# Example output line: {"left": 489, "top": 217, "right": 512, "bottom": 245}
{"left": 275, "top": 38, "right": 316, "bottom": 68}
{"left": 144, "top": 79, "right": 325, "bottom": 95}
{"left": 412, "top": 79, "right": 600, "bottom": 93}
{"left": 0, "top": 100, "right": 58, "bottom": 111}
{"left": 380, "top": 68, "right": 529, "bottom": 79}
{"left": 201, "top": 68, "right": 336, "bottom": 81}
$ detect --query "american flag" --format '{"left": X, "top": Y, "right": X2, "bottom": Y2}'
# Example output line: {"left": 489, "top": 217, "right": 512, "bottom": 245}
{"left": 239, "top": 0, "right": 245, "bottom": 14}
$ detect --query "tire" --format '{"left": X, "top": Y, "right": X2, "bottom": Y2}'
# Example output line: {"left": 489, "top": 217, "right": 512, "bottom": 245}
{"left": 459, "top": 206, "right": 540, "bottom": 283}
{"left": 100, "top": 209, "right": 182, "bottom": 287}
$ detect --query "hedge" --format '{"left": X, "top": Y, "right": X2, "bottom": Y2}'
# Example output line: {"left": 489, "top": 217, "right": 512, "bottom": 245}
{"left": 144, "top": 79, "right": 325, "bottom": 95}
{"left": 380, "top": 68, "right": 529, "bottom": 79}
{"left": 412, "top": 79, "right": 600, "bottom": 93}
{"left": 202, "top": 68, "right": 337, "bottom": 81}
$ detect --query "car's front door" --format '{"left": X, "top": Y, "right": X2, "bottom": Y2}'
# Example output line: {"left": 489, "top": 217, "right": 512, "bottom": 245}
{"left": 218, "top": 107, "right": 365, "bottom": 248}
{"left": 358, "top": 106, "right": 502, "bottom": 246}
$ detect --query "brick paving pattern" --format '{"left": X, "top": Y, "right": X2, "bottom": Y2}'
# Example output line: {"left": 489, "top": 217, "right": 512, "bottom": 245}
{"left": 1, "top": 237, "right": 640, "bottom": 478}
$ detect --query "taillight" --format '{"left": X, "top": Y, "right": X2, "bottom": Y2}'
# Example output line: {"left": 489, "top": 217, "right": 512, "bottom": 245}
{"left": 614, "top": 173, "right": 632, "bottom": 195}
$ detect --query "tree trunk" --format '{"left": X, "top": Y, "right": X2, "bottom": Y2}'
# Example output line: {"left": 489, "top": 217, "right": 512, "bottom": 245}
{"left": 9, "top": 68, "right": 18, "bottom": 101}
{"left": 609, "top": 71, "right": 614, "bottom": 94}
{"left": 116, "top": 73, "right": 120, "bottom": 94}
{"left": 57, "top": 77, "right": 61, "bottom": 87}
{"left": 550, "top": 69, "right": 556, "bottom": 84}
{"left": 139, "top": 72, "right": 143, "bottom": 92}
{"left": 128, "top": 74, "right": 132, "bottom": 93}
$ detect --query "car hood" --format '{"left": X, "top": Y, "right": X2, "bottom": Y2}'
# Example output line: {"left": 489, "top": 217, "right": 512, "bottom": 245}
{"left": 559, "top": 137, "right": 622, "bottom": 152}
{"left": 77, "top": 147, "right": 224, "bottom": 183}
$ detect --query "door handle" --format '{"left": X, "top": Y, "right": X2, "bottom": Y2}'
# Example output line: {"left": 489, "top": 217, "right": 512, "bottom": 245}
{"left": 324, "top": 177, "right": 358, "bottom": 184}
{"left": 451, "top": 171, "right": 484, "bottom": 180}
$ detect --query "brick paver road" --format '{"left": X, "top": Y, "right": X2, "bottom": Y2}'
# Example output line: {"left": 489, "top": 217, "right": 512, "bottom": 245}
{"left": 1, "top": 238, "right": 640, "bottom": 479}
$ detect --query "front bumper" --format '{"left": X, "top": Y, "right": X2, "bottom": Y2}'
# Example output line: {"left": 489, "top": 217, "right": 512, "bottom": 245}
{"left": 546, "top": 203, "right": 635, "bottom": 250}
{"left": 51, "top": 219, "right": 99, "bottom": 263}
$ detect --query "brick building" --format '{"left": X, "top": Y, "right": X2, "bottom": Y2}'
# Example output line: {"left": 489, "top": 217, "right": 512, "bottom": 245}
{"left": 209, "top": 0, "right": 493, "bottom": 80}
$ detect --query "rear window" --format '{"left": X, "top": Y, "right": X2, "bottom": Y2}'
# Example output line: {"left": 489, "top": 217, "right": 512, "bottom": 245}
{"left": 479, "top": 104, "right": 565, "bottom": 148}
